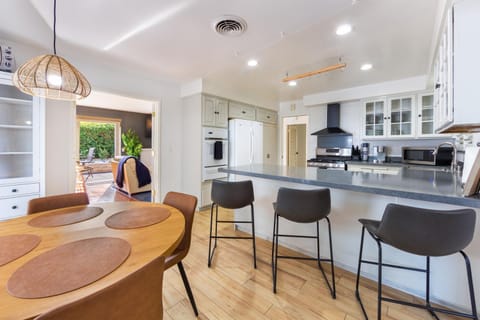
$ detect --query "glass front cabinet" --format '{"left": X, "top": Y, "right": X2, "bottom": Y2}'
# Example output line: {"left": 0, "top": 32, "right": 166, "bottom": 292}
{"left": 363, "top": 93, "right": 437, "bottom": 138}
{"left": 388, "top": 95, "right": 414, "bottom": 138}
{"left": 364, "top": 99, "right": 386, "bottom": 138}
{"left": 0, "top": 71, "right": 44, "bottom": 220}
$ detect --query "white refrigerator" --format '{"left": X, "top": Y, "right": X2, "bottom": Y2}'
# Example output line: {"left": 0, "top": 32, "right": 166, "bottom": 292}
{"left": 229, "top": 119, "right": 263, "bottom": 166}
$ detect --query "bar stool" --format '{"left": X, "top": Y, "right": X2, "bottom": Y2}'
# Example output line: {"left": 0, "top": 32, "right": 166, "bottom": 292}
{"left": 271, "top": 187, "right": 336, "bottom": 297}
{"left": 208, "top": 179, "right": 256, "bottom": 268}
{"left": 355, "top": 203, "right": 477, "bottom": 320}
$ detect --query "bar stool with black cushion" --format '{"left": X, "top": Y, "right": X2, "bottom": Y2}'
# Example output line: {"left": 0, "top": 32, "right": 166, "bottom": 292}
{"left": 355, "top": 203, "right": 477, "bottom": 320}
{"left": 27, "top": 192, "right": 90, "bottom": 215}
{"left": 208, "top": 179, "right": 256, "bottom": 268}
{"left": 272, "top": 187, "right": 336, "bottom": 298}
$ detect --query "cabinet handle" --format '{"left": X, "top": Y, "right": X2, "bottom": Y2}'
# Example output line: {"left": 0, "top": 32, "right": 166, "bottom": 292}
{"left": 12, "top": 205, "right": 18, "bottom": 210}
{"left": 242, "top": 111, "right": 246, "bottom": 114}
{"left": 418, "top": 114, "right": 422, "bottom": 117}
{"left": 214, "top": 111, "right": 219, "bottom": 114}
{"left": 11, "top": 188, "right": 18, "bottom": 193}
{"left": 267, "top": 116, "right": 270, "bottom": 119}
{"left": 435, "top": 83, "right": 441, "bottom": 89}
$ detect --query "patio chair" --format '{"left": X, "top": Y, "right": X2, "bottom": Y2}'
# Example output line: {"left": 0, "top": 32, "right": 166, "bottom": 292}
{"left": 78, "top": 147, "right": 95, "bottom": 180}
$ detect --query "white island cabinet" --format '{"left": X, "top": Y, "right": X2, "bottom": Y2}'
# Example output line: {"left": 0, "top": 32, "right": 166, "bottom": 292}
{"left": 0, "top": 71, "right": 44, "bottom": 220}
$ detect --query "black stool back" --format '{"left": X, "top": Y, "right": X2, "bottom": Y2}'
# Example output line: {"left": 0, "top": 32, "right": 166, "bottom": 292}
{"left": 211, "top": 180, "right": 254, "bottom": 209}
{"left": 376, "top": 203, "right": 475, "bottom": 257}
{"left": 276, "top": 188, "right": 331, "bottom": 223}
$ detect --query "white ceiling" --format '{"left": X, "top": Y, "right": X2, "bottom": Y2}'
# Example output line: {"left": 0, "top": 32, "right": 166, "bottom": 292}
{"left": 0, "top": 0, "right": 441, "bottom": 105}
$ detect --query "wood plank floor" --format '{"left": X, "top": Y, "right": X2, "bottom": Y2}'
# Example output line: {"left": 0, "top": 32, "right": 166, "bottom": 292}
{"left": 164, "top": 208, "right": 464, "bottom": 320}
{"left": 84, "top": 181, "right": 464, "bottom": 320}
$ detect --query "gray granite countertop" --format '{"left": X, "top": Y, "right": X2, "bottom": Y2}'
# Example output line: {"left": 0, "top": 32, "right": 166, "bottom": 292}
{"left": 220, "top": 164, "right": 480, "bottom": 208}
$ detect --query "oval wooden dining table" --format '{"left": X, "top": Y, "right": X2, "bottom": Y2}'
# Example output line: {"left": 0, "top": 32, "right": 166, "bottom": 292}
{"left": 0, "top": 201, "right": 185, "bottom": 320}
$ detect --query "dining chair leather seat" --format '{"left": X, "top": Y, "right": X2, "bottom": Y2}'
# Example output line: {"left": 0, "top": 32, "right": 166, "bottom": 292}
{"left": 34, "top": 255, "right": 165, "bottom": 320}
{"left": 163, "top": 191, "right": 199, "bottom": 316}
{"left": 27, "top": 192, "right": 90, "bottom": 215}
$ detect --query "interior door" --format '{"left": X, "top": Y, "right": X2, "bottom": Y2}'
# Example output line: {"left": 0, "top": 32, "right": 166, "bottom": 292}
{"left": 287, "top": 124, "right": 306, "bottom": 167}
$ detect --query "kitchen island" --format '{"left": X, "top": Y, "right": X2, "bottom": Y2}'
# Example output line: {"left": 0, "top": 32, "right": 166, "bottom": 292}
{"left": 220, "top": 164, "right": 480, "bottom": 312}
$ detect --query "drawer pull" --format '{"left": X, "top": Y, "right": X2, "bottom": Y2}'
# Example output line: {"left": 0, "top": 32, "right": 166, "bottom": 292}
{"left": 242, "top": 111, "right": 246, "bottom": 114}
{"left": 12, "top": 205, "right": 18, "bottom": 210}
{"left": 12, "top": 188, "right": 18, "bottom": 193}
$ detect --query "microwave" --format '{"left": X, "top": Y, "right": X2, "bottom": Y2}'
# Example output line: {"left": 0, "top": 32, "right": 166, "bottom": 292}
{"left": 402, "top": 146, "right": 453, "bottom": 166}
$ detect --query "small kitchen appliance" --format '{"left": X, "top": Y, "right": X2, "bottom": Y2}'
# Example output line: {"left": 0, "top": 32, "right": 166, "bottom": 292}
{"left": 361, "top": 143, "right": 369, "bottom": 161}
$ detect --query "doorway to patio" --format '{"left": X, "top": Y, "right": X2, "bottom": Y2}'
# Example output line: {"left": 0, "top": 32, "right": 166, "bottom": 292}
{"left": 74, "top": 91, "right": 158, "bottom": 203}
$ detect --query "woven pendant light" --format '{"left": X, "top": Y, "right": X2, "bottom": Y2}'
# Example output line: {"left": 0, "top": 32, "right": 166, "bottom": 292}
{"left": 13, "top": 0, "right": 91, "bottom": 100}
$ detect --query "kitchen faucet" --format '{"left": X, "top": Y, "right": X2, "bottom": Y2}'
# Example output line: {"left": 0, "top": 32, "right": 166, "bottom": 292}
{"left": 433, "top": 141, "right": 457, "bottom": 172}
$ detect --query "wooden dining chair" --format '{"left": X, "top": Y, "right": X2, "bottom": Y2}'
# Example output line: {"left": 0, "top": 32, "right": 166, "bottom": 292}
{"left": 27, "top": 192, "right": 90, "bottom": 215}
{"left": 34, "top": 255, "right": 165, "bottom": 320}
{"left": 163, "top": 191, "right": 199, "bottom": 317}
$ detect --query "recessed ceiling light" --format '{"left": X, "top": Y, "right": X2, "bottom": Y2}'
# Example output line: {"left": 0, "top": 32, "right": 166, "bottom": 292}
{"left": 360, "top": 63, "right": 373, "bottom": 71}
{"left": 247, "top": 59, "right": 258, "bottom": 67}
{"left": 336, "top": 24, "right": 352, "bottom": 36}
{"left": 288, "top": 81, "right": 297, "bottom": 87}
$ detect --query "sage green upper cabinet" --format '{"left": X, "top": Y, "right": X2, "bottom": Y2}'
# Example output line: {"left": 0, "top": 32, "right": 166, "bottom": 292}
{"left": 202, "top": 95, "right": 228, "bottom": 128}
{"left": 229, "top": 101, "right": 255, "bottom": 120}
{"left": 256, "top": 108, "right": 277, "bottom": 124}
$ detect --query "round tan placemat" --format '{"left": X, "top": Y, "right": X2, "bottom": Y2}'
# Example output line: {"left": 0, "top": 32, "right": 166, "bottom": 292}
{"left": 105, "top": 207, "right": 171, "bottom": 229}
{"left": 7, "top": 237, "right": 131, "bottom": 299}
{"left": 28, "top": 206, "right": 103, "bottom": 228}
{"left": 0, "top": 234, "right": 41, "bottom": 266}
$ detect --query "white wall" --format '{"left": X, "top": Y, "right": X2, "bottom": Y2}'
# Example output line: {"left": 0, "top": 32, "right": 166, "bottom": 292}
{"left": 44, "top": 100, "right": 76, "bottom": 195}
{"left": 181, "top": 94, "right": 202, "bottom": 202}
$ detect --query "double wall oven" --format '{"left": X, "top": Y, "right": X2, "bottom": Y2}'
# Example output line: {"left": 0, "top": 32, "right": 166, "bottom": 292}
{"left": 202, "top": 127, "right": 228, "bottom": 180}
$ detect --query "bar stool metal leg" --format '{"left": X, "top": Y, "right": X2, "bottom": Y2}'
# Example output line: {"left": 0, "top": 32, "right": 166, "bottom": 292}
{"left": 461, "top": 250, "right": 478, "bottom": 320}
{"left": 251, "top": 204, "right": 257, "bottom": 268}
{"left": 376, "top": 239, "right": 383, "bottom": 320}
{"left": 273, "top": 213, "right": 280, "bottom": 293}
{"left": 355, "top": 226, "right": 368, "bottom": 318}
{"left": 208, "top": 203, "right": 216, "bottom": 267}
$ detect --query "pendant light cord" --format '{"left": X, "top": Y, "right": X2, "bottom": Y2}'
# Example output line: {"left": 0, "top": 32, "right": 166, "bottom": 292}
{"left": 53, "top": 0, "right": 57, "bottom": 55}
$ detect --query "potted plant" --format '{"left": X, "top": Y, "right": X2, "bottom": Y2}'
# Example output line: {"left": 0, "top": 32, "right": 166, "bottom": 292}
{"left": 121, "top": 129, "right": 143, "bottom": 158}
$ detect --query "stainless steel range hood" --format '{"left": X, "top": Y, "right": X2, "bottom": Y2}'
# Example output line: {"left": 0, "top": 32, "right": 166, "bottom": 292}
{"left": 311, "top": 103, "right": 352, "bottom": 136}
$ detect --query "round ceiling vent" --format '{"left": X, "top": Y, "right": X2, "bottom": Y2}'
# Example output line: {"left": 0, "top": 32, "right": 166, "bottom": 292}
{"left": 213, "top": 15, "right": 247, "bottom": 37}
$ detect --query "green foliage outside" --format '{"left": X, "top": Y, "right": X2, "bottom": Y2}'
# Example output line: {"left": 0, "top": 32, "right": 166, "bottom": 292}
{"left": 79, "top": 122, "right": 115, "bottom": 159}
{"left": 121, "top": 129, "right": 143, "bottom": 158}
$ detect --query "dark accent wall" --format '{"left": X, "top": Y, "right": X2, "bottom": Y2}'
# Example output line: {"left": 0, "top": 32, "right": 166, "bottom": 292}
{"left": 76, "top": 106, "right": 152, "bottom": 148}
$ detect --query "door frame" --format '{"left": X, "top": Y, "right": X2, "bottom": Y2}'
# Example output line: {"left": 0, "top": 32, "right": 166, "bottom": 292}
{"left": 282, "top": 116, "right": 309, "bottom": 166}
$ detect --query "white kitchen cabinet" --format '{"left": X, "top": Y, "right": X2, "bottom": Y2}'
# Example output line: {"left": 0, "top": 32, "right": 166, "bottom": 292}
{"left": 435, "top": 0, "right": 480, "bottom": 133}
{"left": 347, "top": 163, "right": 400, "bottom": 175}
{"left": 229, "top": 101, "right": 255, "bottom": 121}
{"left": 0, "top": 71, "right": 44, "bottom": 220}
{"left": 416, "top": 93, "right": 437, "bottom": 136}
{"left": 256, "top": 108, "right": 277, "bottom": 124}
{"left": 363, "top": 99, "right": 386, "bottom": 138}
{"left": 202, "top": 95, "right": 228, "bottom": 128}
{"left": 388, "top": 95, "right": 414, "bottom": 138}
